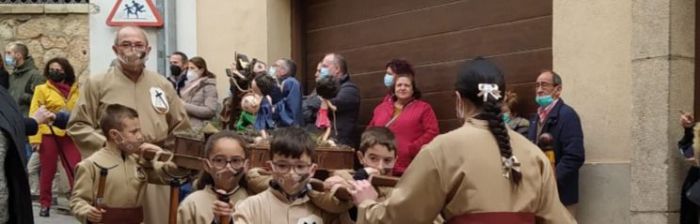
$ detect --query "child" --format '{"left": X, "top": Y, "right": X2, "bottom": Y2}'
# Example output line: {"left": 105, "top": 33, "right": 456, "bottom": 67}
{"left": 177, "top": 130, "right": 252, "bottom": 224}
{"left": 325, "top": 127, "right": 444, "bottom": 223}
{"left": 70, "top": 104, "right": 186, "bottom": 224}
{"left": 251, "top": 74, "right": 278, "bottom": 139}
{"left": 231, "top": 127, "right": 345, "bottom": 223}
{"left": 314, "top": 76, "right": 339, "bottom": 145}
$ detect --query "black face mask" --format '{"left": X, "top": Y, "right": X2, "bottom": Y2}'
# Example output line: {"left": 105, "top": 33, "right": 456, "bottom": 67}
{"left": 47, "top": 71, "right": 65, "bottom": 82}
{"left": 170, "top": 65, "right": 182, "bottom": 77}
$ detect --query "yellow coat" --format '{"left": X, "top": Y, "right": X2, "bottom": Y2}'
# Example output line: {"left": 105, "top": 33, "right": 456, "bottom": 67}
{"left": 28, "top": 81, "right": 79, "bottom": 144}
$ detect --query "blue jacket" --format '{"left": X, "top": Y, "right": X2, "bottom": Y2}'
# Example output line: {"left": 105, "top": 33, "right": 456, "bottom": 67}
{"left": 275, "top": 76, "right": 304, "bottom": 127}
{"left": 527, "top": 99, "right": 585, "bottom": 205}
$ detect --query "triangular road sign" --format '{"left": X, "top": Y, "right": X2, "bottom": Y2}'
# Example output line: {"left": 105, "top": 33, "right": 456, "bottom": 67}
{"left": 106, "top": 0, "right": 163, "bottom": 27}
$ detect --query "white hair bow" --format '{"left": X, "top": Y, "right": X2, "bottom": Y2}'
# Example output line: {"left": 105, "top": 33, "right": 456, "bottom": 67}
{"left": 477, "top": 83, "right": 502, "bottom": 102}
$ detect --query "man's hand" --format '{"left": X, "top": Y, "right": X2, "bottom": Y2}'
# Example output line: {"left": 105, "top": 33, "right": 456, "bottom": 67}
{"left": 681, "top": 111, "right": 695, "bottom": 128}
{"left": 32, "top": 106, "right": 55, "bottom": 125}
{"left": 86, "top": 206, "right": 105, "bottom": 223}
{"left": 686, "top": 157, "right": 699, "bottom": 167}
{"left": 138, "top": 143, "right": 163, "bottom": 154}
{"left": 350, "top": 180, "right": 378, "bottom": 206}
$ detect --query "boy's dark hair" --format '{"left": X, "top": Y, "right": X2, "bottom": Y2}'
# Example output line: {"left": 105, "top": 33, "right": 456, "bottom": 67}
{"left": 269, "top": 127, "right": 316, "bottom": 161}
{"left": 254, "top": 74, "right": 277, "bottom": 96}
{"left": 100, "top": 104, "right": 139, "bottom": 140}
{"left": 196, "top": 130, "right": 250, "bottom": 190}
{"left": 315, "top": 76, "right": 339, "bottom": 99}
{"left": 359, "top": 127, "right": 397, "bottom": 154}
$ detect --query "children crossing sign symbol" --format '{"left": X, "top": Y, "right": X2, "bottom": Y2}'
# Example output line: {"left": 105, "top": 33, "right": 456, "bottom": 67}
{"left": 106, "top": 0, "right": 163, "bottom": 27}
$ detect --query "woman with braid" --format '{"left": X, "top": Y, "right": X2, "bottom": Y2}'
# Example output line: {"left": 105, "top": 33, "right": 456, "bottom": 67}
{"left": 350, "top": 58, "right": 574, "bottom": 224}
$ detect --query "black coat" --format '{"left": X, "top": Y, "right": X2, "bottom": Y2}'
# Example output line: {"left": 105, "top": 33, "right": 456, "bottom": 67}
{"left": 302, "top": 74, "right": 360, "bottom": 146}
{"left": 0, "top": 86, "right": 34, "bottom": 223}
{"left": 527, "top": 99, "right": 585, "bottom": 206}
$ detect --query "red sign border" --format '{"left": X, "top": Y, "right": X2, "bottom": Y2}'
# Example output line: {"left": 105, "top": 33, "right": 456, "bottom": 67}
{"left": 106, "top": 0, "right": 164, "bottom": 27}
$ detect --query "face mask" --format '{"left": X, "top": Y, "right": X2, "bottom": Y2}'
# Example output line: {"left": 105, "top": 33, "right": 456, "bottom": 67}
{"left": 383, "top": 73, "right": 394, "bottom": 87}
{"left": 267, "top": 67, "right": 277, "bottom": 77}
{"left": 169, "top": 65, "right": 182, "bottom": 77}
{"left": 206, "top": 161, "right": 245, "bottom": 191}
{"left": 114, "top": 133, "right": 144, "bottom": 154}
{"left": 4, "top": 55, "right": 15, "bottom": 67}
{"left": 275, "top": 171, "right": 310, "bottom": 195}
{"left": 118, "top": 50, "right": 147, "bottom": 68}
{"left": 535, "top": 95, "right": 554, "bottom": 107}
{"left": 186, "top": 70, "right": 198, "bottom": 81}
{"left": 502, "top": 112, "right": 511, "bottom": 123}
{"left": 319, "top": 67, "right": 330, "bottom": 78}
{"left": 47, "top": 71, "right": 65, "bottom": 82}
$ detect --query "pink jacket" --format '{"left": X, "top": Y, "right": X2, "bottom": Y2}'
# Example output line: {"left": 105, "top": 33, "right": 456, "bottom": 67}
{"left": 368, "top": 99, "right": 439, "bottom": 176}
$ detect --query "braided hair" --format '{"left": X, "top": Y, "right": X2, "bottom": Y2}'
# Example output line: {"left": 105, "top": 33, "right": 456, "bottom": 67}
{"left": 455, "top": 57, "right": 522, "bottom": 185}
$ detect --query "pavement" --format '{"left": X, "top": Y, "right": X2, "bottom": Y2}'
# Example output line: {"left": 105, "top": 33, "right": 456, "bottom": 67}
{"left": 31, "top": 197, "right": 79, "bottom": 224}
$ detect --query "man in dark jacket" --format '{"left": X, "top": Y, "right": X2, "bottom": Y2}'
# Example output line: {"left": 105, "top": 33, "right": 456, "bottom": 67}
{"left": 271, "top": 58, "right": 304, "bottom": 126}
{"left": 4, "top": 43, "right": 45, "bottom": 116}
{"left": 304, "top": 53, "right": 360, "bottom": 147}
{"left": 527, "top": 70, "right": 585, "bottom": 218}
{"left": 0, "top": 86, "right": 35, "bottom": 223}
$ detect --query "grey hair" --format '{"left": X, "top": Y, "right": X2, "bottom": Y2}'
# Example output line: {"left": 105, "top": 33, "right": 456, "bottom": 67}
{"left": 278, "top": 58, "right": 296, "bottom": 77}
{"left": 325, "top": 53, "right": 348, "bottom": 75}
{"left": 6, "top": 42, "right": 29, "bottom": 58}
{"left": 542, "top": 69, "right": 562, "bottom": 86}
{"left": 113, "top": 26, "right": 149, "bottom": 46}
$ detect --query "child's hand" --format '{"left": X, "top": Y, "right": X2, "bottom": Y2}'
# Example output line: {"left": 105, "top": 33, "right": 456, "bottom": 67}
{"left": 350, "top": 180, "right": 378, "bottom": 205}
{"left": 138, "top": 143, "right": 163, "bottom": 153}
{"left": 212, "top": 200, "right": 234, "bottom": 218}
{"left": 323, "top": 175, "right": 348, "bottom": 190}
{"left": 86, "top": 206, "right": 105, "bottom": 223}
{"left": 680, "top": 111, "right": 695, "bottom": 128}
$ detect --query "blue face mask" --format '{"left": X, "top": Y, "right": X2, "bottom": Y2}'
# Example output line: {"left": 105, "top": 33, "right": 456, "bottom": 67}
{"left": 535, "top": 95, "right": 554, "bottom": 107}
{"left": 319, "top": 67, "right": 330, "bottom": 78}
{"left": 268, "top": 67, "right": 277, "bottom": 76}
{"left": 383, "top": 73, "right": 394, "bottom": 87}
{"left": 502, "top": 112, "right": 511, "bottom": 123}
{"left": 4, "top": 55, "right": 15, "bottom": 67}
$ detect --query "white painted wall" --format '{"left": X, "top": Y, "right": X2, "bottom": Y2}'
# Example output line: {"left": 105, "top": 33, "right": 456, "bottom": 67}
{"left": 175, "top": 0, "right": 197, "bottom": 57}
{"left": 89, "top": 1, "right": 160, "bottom": 75}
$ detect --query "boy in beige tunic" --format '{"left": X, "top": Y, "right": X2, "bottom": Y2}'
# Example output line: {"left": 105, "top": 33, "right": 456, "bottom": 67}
{"left": 231, "top": 127, "right": 344, "bottom": 224}
{"left": 67, "top": 26, "right": 190, "bottom": 224}
{"left": 177, "top": 131, "right": 252, "bottom": 224}
{"left": 70, "top": 104, "right": 186, "bottom": 223}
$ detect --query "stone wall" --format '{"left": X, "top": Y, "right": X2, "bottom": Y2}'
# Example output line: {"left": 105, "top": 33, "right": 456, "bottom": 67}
{"left": 0, "top": 5, "right": 89, "bottom": 79}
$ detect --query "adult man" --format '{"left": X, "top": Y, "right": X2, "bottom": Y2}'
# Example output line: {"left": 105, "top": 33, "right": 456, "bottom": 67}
{"left": 168, "top": 51, "right": 188, "bottom": 95}
{"left": 4, "top": 42, "right": 45, "bottom": 116}
{"left": 526, "top": 70, "right": 585, "bottom": 217}
{"left": 269, "top": 58, "right": 303, "bottom": 126}
{"left": 304, "top": 53, "right": 360, "bottom": 147}
{"left": 67, "top": 26, "right": 190, "bottom": 224}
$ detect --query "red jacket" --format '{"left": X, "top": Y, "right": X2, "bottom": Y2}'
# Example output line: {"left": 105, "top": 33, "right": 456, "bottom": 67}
{"left": 368, "top": 98, "right": 439, "bottom": 176}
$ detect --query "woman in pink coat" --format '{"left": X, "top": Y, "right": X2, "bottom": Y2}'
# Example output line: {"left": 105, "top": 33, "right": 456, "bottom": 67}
{"left": 368, "top": 71, "right": 439, "bottom": 176}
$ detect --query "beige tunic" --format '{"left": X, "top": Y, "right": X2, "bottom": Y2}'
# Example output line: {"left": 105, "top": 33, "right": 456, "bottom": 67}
{"left": 67, "top": 65, "right": 191, "bottom": 224}
{"left": 233, "top": 188, "right": 344, "bottom": 224}
{"left": 67, "top": 65, "right": 190, "bottom": 156}
{"left": 245, "top": 167, "right": 354, "bottom": 214}
{"left": 356, "top": 119, "right": 575, "bottom": 224}
{"left": 70, "top": 146, "right": 180, "bottom": 223}
{"left": 177, "top": 185, "right": 250, "bottom": 224}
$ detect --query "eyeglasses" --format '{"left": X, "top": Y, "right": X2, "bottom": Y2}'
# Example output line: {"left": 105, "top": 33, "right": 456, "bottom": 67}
{"left": 117, "top": 42, "right": 147, "bottom": 51}
{"left": 209, "top": 156, "right": 245, "bottom": 169}
{"left": 271, "top": 161, "right": 312, "bottom": 174}
{"left": 535, "top": 82, "right": 557, "bottom": 89}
